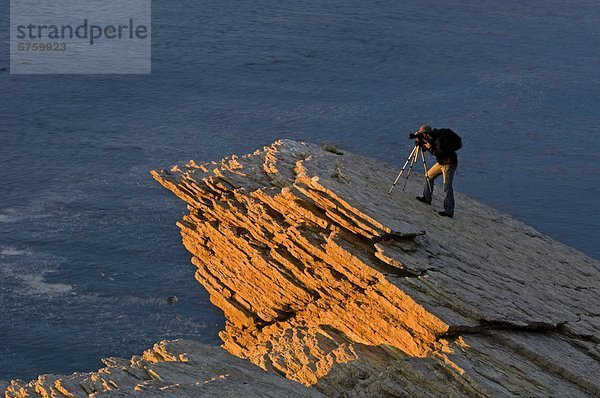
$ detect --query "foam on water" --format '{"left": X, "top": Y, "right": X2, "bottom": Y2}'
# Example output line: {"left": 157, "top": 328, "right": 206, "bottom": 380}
{"left": 0, "top": 247, "right": 29, "bottom": 256}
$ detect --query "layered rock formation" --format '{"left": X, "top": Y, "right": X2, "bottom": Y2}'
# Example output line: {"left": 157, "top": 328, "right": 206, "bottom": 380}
{"left": 5, "top": 139, "right": 599, "bottom": 397}
{"left": 2, "top": 340, "right": 325, "bottom": 397}
{"left": 151, "top": 140, "right": 599, "bottom": 397}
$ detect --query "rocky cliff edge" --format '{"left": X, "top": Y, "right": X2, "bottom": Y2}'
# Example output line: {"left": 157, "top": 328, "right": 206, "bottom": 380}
{"left": 5, "top": 140, "right": 599, "bottom": 397}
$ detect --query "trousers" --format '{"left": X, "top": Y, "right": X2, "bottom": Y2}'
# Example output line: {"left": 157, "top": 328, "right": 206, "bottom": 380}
{"left": 422, "top": 162, "right": 457, "bottom": 215}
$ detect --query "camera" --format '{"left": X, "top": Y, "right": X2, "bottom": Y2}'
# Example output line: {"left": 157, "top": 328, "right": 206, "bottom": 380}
{"left": 408, "top": 132, "right": 428, "bottom": 147}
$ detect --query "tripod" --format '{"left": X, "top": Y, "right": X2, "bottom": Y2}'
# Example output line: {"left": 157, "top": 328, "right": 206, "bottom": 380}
{"left": 388, "top": 144, "right": 430, "bottom": 194}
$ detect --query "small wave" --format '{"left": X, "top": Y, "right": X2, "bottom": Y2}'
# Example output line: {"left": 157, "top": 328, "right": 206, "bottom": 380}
{"left": 16, "top": 274, "right": 73, "bottom": 296}
{"left": 0, "top": 214, "right": 16, "bottom": 223}
{"left": 117, "top": 295, "right": 177, "bottom": 307}
{"left": 0, "top": 247, "right": 29, "bottom": 256}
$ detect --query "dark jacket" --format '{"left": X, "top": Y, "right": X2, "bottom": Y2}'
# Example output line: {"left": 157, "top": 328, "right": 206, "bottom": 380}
{"left": 425, "top": 129, "right": 458, "bottom": 165}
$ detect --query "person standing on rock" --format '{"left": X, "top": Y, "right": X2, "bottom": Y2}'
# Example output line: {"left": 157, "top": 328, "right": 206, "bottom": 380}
{"left": 414, "top": 125, "right": 462, "bottom": 218}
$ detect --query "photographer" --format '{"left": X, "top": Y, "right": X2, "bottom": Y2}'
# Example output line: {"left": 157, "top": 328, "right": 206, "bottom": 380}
{"left": 413, "top": 125, "right": 461, "bottom": 218}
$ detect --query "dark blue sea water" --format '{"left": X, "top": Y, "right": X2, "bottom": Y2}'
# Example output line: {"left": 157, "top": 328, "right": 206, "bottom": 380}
{"left": 1, "top": 0, "right": 599, "bottom": 381}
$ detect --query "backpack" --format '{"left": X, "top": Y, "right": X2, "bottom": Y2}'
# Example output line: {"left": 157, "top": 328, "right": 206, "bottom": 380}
{"left": 437, "top": 128, "right": 462, "bottom": 152}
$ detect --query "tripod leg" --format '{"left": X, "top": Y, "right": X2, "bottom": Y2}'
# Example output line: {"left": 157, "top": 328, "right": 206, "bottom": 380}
{"left": 401, "top": 148, "right": 419, "bottom": 191}
{"left": 419, "top": 147, "right": 432, "bottom": 193}
{"left": 388, "top": 146, "right": 418, "bottom": 194}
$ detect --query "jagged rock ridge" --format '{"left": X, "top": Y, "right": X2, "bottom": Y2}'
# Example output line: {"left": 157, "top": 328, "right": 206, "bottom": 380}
{"left": 149, "top": 140, "right": 600, "bottom": 397}
{"left": 2, "top": 340, "right": 325, "bottom": 397}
